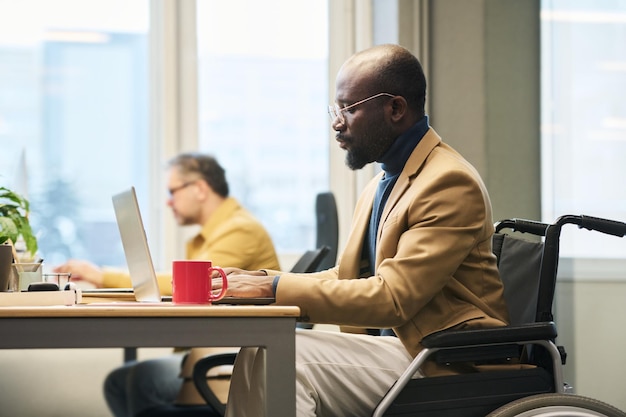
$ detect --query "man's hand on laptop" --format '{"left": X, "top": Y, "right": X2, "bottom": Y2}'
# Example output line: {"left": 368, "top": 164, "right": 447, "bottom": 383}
{"left": 213, "top": 268, "right": 274, "bottom": 298}
{"left": 53, "top": 260, "right": 105, "bottom": 287}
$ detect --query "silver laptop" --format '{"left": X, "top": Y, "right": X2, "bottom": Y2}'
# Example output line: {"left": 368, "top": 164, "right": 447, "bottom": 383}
{"left": 111, "top": 187, "right": 164, "bottom": 302}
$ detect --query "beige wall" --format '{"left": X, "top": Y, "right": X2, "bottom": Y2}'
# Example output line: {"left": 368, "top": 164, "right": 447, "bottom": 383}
{"left": 429, "top": 0, "right": 626, "bottom": 411}
{"left": 429, "top": 0, "right": 541, "bottom": 222}
{"left": 556, "top": 280, "right": 626, "bottom": 410}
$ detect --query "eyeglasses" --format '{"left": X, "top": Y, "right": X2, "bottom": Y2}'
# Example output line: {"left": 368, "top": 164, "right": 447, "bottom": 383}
{"left": 328, "top": 92, "right": 395, "bottom": 124}
{"left": 168, "top": 181, "right": 196, "bottom": 197}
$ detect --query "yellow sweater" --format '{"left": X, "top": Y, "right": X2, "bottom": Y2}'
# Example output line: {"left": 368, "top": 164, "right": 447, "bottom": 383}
{"left": 101, "top": 197, "right": 280, "bottom": 295}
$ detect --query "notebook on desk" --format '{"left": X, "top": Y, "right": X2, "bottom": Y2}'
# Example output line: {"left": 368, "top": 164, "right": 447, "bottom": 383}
{"left": 86, "top": 186, "right": 274, "bottom": 305}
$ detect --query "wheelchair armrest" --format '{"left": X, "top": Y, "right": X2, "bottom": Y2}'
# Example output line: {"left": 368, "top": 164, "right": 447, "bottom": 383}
{"left": 422, "top": 322, "right": 557, "bottom": 348}
{"left": 421, "top": 322, "right": 558, "bottom": 365}
{"left": 192, "top": 352, "right": 238, "bottom": 417}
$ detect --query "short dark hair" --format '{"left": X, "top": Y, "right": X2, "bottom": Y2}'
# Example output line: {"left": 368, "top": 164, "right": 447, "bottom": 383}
{"left": 168, "top": 153, "right": 229, "bottom": 197}
{"left": 368, "top": 44, "right": 427, "bottom": 116}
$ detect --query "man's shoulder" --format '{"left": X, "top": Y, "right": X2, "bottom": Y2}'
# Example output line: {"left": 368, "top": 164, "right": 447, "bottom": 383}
{"left": 216, "top": 198, "right": 259, "bottom": 224}
{"left": 403, "top": 128, "right": 460, "bottom": 175}
{"left": 217, "top": 200, "right": 270, "bottom": 234}
{"left": 417, "top": 130, "right": 476, "bottom": 171}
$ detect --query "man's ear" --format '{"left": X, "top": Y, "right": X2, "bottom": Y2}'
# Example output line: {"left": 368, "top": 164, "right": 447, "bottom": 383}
{"left": 389, "top": 96, "right": 408, "bottom": 123}
{"left": 195, "top": 179, "right": 210, "bottom": 200}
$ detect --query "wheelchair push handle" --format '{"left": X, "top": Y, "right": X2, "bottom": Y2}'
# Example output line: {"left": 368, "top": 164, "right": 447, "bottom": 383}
{"left": 556, "top": 214, "right": 626, "bottom": 238}
{"left": 502, "top": 218, "right": 550, "bottom": 236}
{"left": 580, "top": 215, "right": 626, "bottom": 237}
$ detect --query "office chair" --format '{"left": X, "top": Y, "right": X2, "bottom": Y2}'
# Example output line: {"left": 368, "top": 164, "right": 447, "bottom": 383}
{"left": 372, "top": 214, "right": 626, "bottom": 417}
{"left": 295, "top": 191, "right": 338, "bottom": 331}
{"left": 290, "top": 245, "right": 330, "bottom": 275}
{"left": 315, "top": 191, "right": 339, "bottom": 270}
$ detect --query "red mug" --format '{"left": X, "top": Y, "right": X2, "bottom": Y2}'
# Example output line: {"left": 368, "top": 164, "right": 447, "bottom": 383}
{"left": 171, "top": 260, "right": 228, "bottom": 304}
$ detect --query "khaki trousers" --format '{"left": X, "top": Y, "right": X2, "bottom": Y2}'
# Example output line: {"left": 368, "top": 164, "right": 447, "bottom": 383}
{"left": 225, "top": 329, "right": 412, "bottom": 417}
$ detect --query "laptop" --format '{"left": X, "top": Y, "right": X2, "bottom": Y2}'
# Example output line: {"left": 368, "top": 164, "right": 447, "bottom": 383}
{"left": 110, "top": 186, "right": 165, "bottom": 302}
{"left": 102, "top": 186, "right": 274, "bottom": 305}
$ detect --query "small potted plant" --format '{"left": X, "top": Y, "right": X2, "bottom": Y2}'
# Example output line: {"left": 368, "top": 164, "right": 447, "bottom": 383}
{"left": 0, "top": 186, "right": 38, "bottom": 290}
{"left": 0, "top": 186, "right": 38, "bottom": 258}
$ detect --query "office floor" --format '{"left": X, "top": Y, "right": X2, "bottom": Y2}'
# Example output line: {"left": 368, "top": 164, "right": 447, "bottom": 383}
{"left": 0, "top": 347, "right": 171, "bottom": 417}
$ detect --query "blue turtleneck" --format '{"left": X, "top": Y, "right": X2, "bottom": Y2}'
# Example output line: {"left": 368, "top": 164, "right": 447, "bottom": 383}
{"left": 367, "top": 115, "right": 430, "bottom": 275}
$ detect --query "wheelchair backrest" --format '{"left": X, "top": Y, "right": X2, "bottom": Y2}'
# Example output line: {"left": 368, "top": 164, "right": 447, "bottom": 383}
{"left": 492, "top": 230, "right": 544, "bottom": 326}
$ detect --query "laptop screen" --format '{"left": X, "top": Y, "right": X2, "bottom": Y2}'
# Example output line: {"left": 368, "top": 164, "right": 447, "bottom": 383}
{"left": 111, "top": 187, "right": 162, "bottom": 302}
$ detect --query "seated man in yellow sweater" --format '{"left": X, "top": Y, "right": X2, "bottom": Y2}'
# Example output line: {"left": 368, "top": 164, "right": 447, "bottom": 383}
{"left": 54, "top": 152, "right": 280, "bottom": 417}
{"left": 54, "top": 153, "right": 279, "bottom": 294}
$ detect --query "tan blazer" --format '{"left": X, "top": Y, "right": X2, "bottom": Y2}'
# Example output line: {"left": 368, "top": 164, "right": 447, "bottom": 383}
{"left": 268, "top": 128, "right": 509, "bottom": 361}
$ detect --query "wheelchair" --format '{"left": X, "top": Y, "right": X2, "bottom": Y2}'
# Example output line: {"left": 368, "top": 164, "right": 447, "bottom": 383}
{"left": 372, "top": 214, "right": 626, "bottom": 417}
{"left": 186, "top": 214, "right": 626, "bottom": 417}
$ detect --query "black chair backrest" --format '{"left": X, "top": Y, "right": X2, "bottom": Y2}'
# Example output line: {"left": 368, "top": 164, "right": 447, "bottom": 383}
{"left": 492, "top": 233, "right": 544, "bottom": 326}
{"left": 315, "top": 192, "right": 338, "bottom": 270}
{"left": 290, "top": 246, "right": 330, "bottom": 273}
{"left": 493, "top": 218, "right": 551, "bottom": 326}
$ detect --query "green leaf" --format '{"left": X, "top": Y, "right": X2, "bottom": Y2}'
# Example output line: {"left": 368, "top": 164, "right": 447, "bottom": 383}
{"left": 0, "top": 217, "right": 18, "bottom": 243}
{"left": 18, "top": 218, "right": 38, "bottom": 255}
{"left": 0, "top": 187, "right": 29, "bottom": 211}
{"left": 0, "top": 186, "right": 38, "bottom": 256}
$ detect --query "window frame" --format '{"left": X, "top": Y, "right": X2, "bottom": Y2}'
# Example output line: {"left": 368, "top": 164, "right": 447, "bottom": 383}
{"left": 148, "top": 0, "right": 428, "bottom": 269}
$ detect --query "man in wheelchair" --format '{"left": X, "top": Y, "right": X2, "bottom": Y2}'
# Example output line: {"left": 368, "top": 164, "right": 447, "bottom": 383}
{"left": 218, "top": 44, "right": 626, "bottom": 417}
{"left": 219, "top": 43, "right": 511, "bottom": 416}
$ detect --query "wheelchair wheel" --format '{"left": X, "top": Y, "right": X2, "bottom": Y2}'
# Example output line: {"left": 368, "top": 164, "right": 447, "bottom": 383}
{"left": 486, "top": 393, "right": 626, "bottom": 417}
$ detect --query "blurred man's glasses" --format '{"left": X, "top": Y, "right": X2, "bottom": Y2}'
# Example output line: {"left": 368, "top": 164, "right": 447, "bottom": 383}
{"left": 168, "top": 181, "right": 196, "bottom": 197}
{"left": 328, "top": 92, "right": 395, "bottom": 124}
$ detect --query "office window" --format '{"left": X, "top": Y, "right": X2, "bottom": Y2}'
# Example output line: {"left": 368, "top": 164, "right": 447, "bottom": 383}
{"left": 541, "top": 0, "right": 626, "bottom": 259}
{"left": 196, "top": 0, "right": 330, "bottom": 254}
{"left": 0, "top": 0, "right": 149, "bottom": 266}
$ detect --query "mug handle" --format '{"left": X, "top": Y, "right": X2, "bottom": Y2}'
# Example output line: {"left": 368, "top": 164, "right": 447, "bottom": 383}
{"left": 208, "top": 266, "right": 228, "bottom": 301}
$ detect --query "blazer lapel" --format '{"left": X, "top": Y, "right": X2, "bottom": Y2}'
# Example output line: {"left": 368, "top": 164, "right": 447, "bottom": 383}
{"left": 338, "top": 172, "right": 382, "bottom": 279}
{"left": 376, "top": 128, "right": 442, "bottom": 242}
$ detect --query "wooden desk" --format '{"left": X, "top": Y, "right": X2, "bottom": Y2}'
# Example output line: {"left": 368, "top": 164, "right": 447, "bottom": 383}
{"left": 0, "top": 304, "right": 300, "bottom": 417}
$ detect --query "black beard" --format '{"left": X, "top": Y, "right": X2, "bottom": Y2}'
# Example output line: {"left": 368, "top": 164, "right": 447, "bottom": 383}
{"left": 344, "top": 127, "right": 395, "bottom": 170}
{"left": 345, "top": 147, "right": 370, "bottom": 170}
